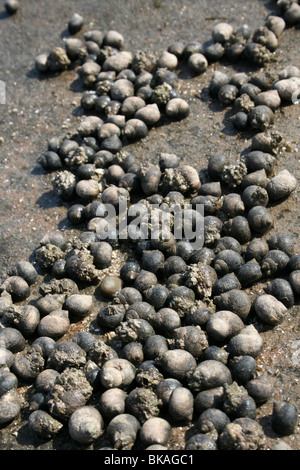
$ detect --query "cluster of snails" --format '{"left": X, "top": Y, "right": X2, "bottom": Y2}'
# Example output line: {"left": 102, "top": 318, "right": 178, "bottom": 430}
{"left": 0, "top": 2, "right": 300, "bottom": 452}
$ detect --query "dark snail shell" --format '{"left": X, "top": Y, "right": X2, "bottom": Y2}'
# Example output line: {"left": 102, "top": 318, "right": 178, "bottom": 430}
{"left": 213, "top": 250, "right": 245, "bottom": 277}
{"left": 155, "top": 349, "right": 197, "bottom": 382}
{"left": 261, "top": 250, "right": 290, "bottom": 277}
{"left": 215, "top": 237, "right": 242, "bottom": 255}
{"left": 207, "top": 154, "right": 228, "bottom": 180}
{"left": 120, "top": 261, "right": 141, "bottom": 283}
{"left": 242, "top": 151, "right": 275, "bottom": 176}
{"left": 222, "top": 193, "right": 245, "bottom": 218}
{"left": 247, "top": 206, "right": 274, "bottom": 235}
{"left": 288, "top": 255, "right": 300, "bottom": 273}
{"left": 264, "top": 278, "right": 294, "bottom": 308}
{"left": 236, "top": 260, "right": 263, "bottom": 287}
{"left": 214, "top": 289, "right": 251, "bottom": 321}
{"left": 125, "top": 301, "right": 156, "bottom": 324}
{"left": 224, "top": 216, "right": 251, "bottom": 245}
{"left": 116, "top": 319, "right": 156, "bottom": 344}
{"left": 267, "top": 233, "right": 295, "bottom": 257}
{"left": 245, "top": 238, "right": 269, "bottom": 262}
{"left": 97, "top": 304, "right": 125, "bottom": 329}
{"left": 271, "top": 401, "right": 298, "bottom": 437}
{"left": 212, "top": 273, "right": 242, "bottom": 297}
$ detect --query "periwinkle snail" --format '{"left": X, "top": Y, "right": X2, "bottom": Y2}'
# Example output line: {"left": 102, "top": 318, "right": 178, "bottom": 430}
{"left": 1, "top": 6, "right": 300, "bottom": 451}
